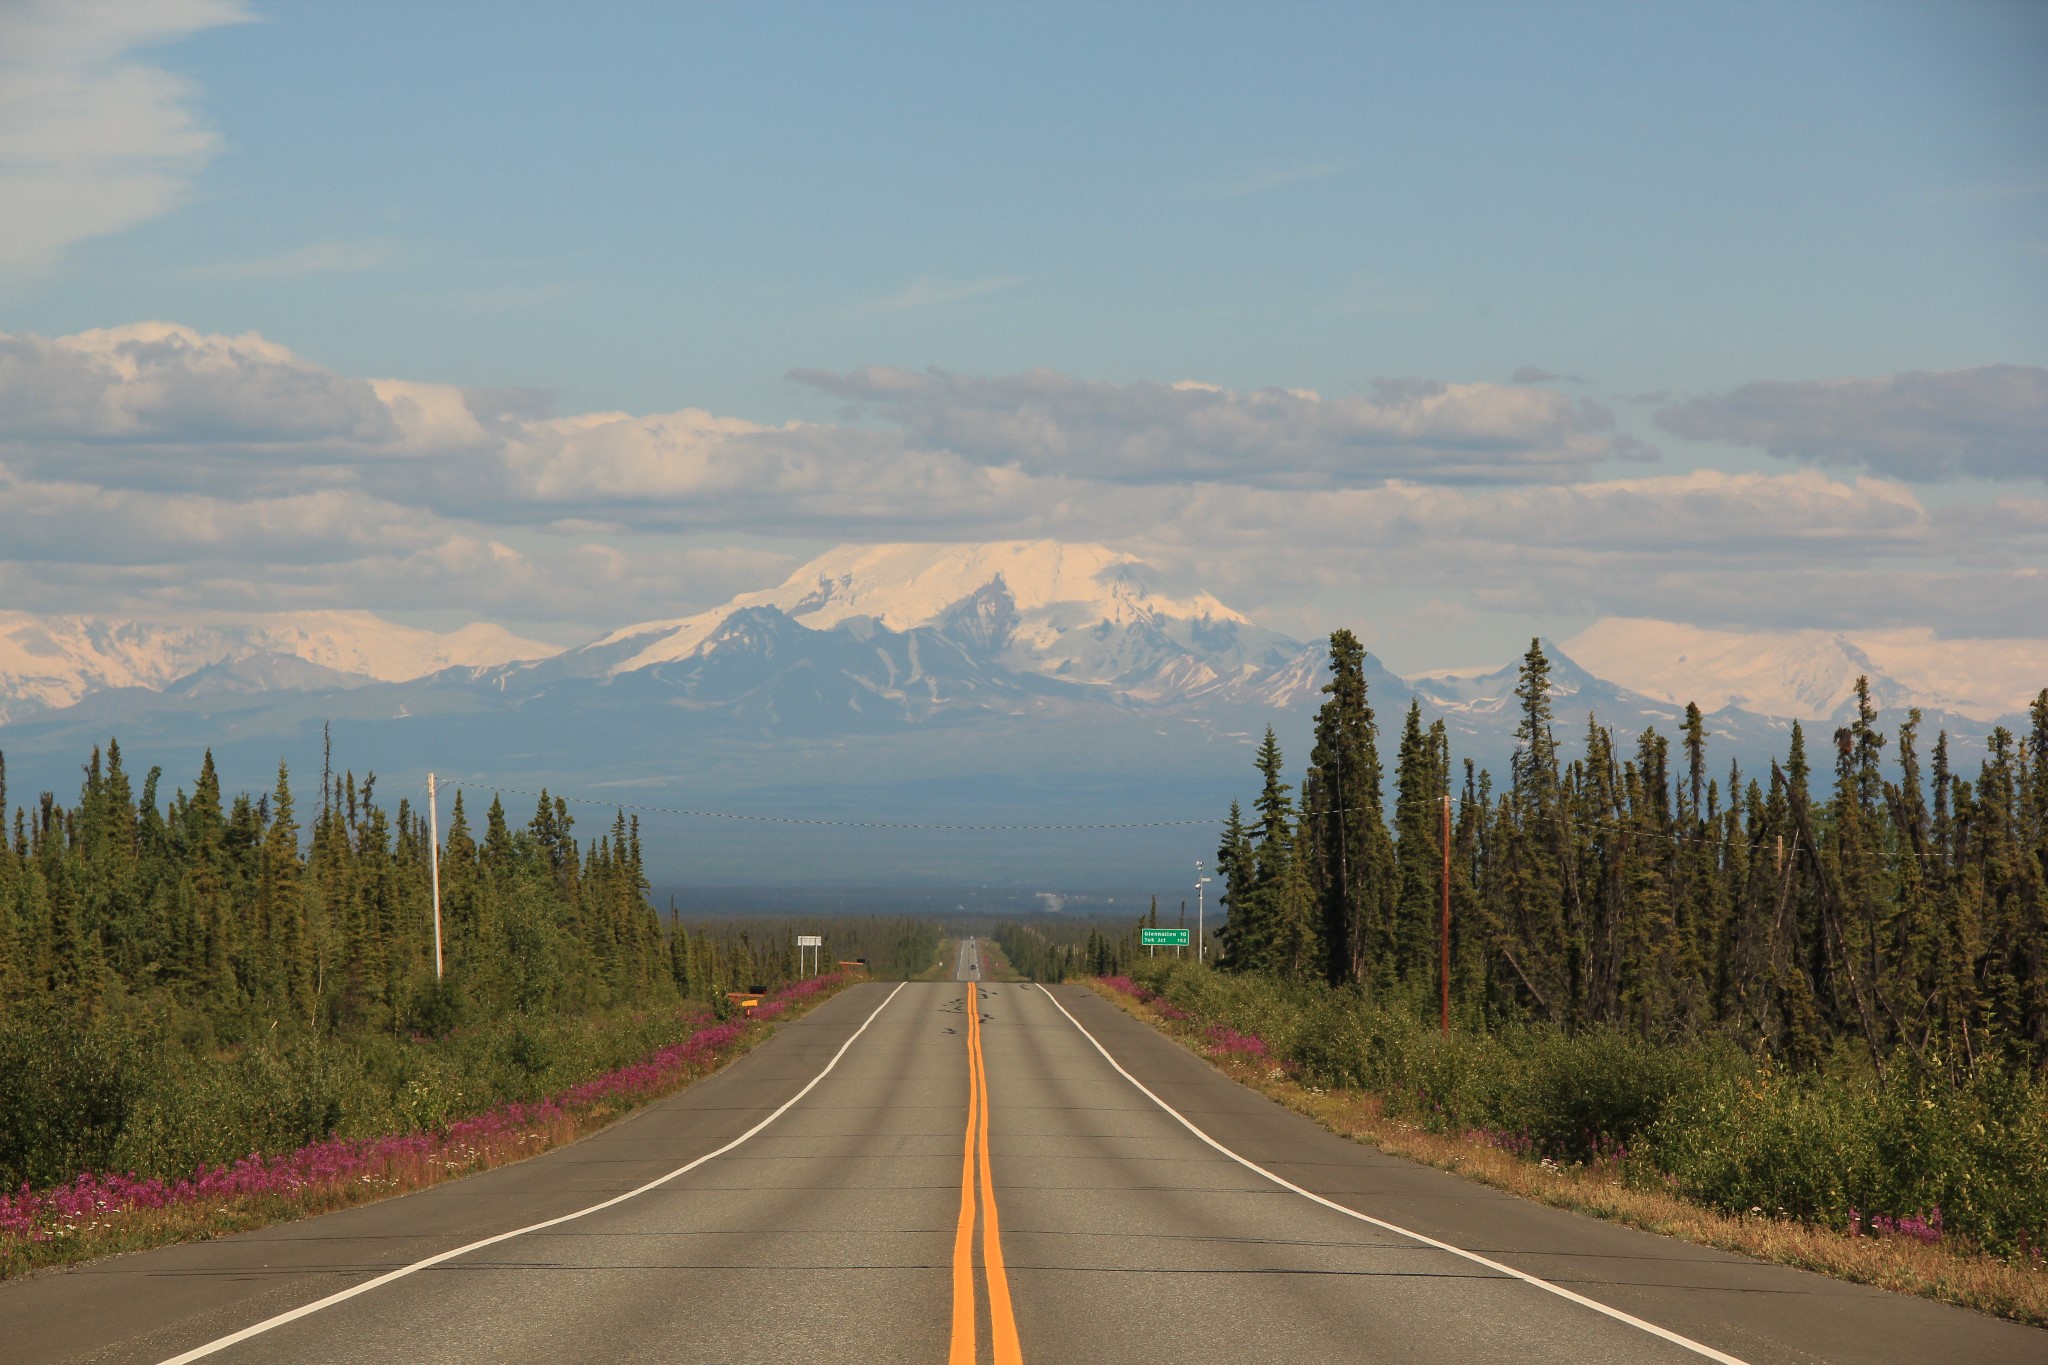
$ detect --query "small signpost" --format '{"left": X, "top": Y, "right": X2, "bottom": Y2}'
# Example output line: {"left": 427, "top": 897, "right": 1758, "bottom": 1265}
{"left": 797, "top": 934, "right": 823, "bottom": 976}
{"left": 1141, "top": 928, "right": 1190, "bottom": 950}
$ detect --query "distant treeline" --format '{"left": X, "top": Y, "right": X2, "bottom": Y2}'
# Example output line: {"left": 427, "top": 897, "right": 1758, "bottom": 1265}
{"left": 994, "top": 899, "right": 1198, "bottom": 983}
{"left": 0, "top": 742, "right": 961, "bottom": 1037}
{"left": 670, "top": 915, "right": 941, "bottom": 983}
{"left": 0, "top": 739, "right": 937, "bottom": 1191}
{"left": 0, "top": 745, "right": 658, "bottom": 1036}
{"left": 1213, "top": 633, "right": 2048, "bottom": 1076}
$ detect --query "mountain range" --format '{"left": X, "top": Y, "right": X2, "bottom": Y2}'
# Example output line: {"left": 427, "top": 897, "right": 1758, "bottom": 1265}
{"left": 1, "top": 541, "right": 2039, "bottom": 889}
{"left": 0, "top": 611, "right": 554, "bottom": 724}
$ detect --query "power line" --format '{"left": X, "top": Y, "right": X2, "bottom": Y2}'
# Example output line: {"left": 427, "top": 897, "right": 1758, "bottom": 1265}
{"left": 442, "top": 782, "right": 1227, "bottom": 832}
{"left": 442, "top": 780, "right": 1746, "bottom": 847}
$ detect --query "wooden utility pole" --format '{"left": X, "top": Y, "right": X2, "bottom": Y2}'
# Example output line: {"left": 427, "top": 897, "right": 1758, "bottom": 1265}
{"left": 1440, "top": 791, "right": 1451, "bottom": 1034}
{"left": 428, "top": 772, "right": 443, "bottom": 980}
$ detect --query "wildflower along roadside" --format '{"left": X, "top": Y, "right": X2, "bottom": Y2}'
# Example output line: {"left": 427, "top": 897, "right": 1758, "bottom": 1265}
{"left": 0, "top": 973, "right": 852, "bottom": 1277}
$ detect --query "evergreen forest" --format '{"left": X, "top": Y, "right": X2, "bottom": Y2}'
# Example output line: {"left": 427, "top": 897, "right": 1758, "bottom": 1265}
{"left": 0, "top": 741, "right": 914, "bottom": 1194}
{"left": 1175, "top": 633, "right": 2048, "bottom": 1259}
{"left": 1212, "top": 632, "right": 2048, "bottom": 1078}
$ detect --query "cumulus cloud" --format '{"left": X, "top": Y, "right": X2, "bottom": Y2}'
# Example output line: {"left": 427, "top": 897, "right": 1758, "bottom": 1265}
{"left": 511, "top": 418, "right": 1036, "bottom": 529}
{"left": 0, "top": 460, "right": 795, "bottom": 622}
{"left": 792, "top": 366, "right": 1630, "bottom": 486}
{"left": 1096, "top": 468, "right": 2041, "bottom": 643}
{"left": 0, "top": 325, "right": 1049, "bottom": 528}
{"left": 0, "top": 320, "right": 2039, "bottom": 645}
{"left": 1656, "top": 365, "right": 2048, "bottom": 482}
{"left": 0, "top": 0, "right": 250, "bottom": 274}
{"left": 1130, "top": 469, "right": 1929, "bottom": 568}
{"left": 0, "top": 323, "right": 395, "bottom": 448}
{"left": 0, "top": 469, "right": 450, "bottom": 566}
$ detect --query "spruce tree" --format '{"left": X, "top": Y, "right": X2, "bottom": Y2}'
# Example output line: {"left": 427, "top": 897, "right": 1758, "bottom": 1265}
{"left": 1392, "top": 701, "right": 1445, "bottom": 987}
{"left": 1303, "top": 630, "right": 1396, "bottom": 986}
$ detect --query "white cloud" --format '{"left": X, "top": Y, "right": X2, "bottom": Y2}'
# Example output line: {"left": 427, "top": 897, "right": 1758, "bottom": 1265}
{"left": 1656, "top": 365, "right": 2048, "bottom": 482}
{"left": 0, "top": 321, "right": 394, "bottom": 448}
{"left": 0, "top": 0, "right": 251, "bottom": 274}
{"left": 0, "top": 320, "right": 2040, "bottom": 648}
{"left": 792, "top": 366, "right": 1633, "bottom": 485}
{"left": 0, "top": 463, "right": 795, "bottom": 624}
{"left": 1120, "top": 470, "right": 1932, "bottom": 582}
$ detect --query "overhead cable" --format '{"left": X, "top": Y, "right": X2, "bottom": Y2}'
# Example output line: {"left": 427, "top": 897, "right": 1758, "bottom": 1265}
{"left": 442, "top": 781, "right": 1227, "bottom": 831}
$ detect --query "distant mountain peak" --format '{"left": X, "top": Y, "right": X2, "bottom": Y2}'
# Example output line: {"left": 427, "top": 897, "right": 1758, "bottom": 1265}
{"left": 580, "top": 539, "right": 1290, "bottom": 700}
{"left": 754, "top": 541, "right": 1252, "bottom": 632}
{"left": 0, "top": 610, "right": 558, "bottom": 722}
{"left": 1562, "top": 617, "right": 2048, "bottom": 723}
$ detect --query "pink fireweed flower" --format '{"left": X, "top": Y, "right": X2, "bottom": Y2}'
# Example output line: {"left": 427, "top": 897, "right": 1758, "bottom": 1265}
{"left": 1203, "top": 1024, "right": 1271, "bottom": 1060}
{"left": 0, "top": 990, "right": 838, "bottom": 1254}
{"left": 1098, "top": 976, "right": 1159, "bottom": 1004}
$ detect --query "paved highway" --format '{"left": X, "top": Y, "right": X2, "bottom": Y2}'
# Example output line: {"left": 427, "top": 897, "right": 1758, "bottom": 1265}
{"left": 5, "top": 978, "right": 2039, "bottom": 1363}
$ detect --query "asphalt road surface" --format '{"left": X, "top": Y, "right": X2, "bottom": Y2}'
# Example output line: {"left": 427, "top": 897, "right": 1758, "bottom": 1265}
{"left": 5, "top": 980, "right": 2040, "bottom": 1364}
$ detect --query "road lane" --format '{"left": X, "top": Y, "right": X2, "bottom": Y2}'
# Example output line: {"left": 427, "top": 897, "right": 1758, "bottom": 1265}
{"left": 2, "top": 983, "right": 964, "bottom": 1365}
{"left": 1003, "top": 983, "right": 2046, "bottom": 1365}
{"left": 958, "top": 980, "right": 1024, "bottom": 1365}
{"left": 981, "top": 982, "right": 1719, "bottom": 1364}
{"left": 173, "top": 981, "right": 965, "bottom": 1365}
{"left": 151, "top": 982, "right": 911, "bottom": 1364}
{"left": 4, "top": 977, "right": 2041, "bottom": 1364}
{"left": 954, "top": 937, "right": 984, "bottom": 981}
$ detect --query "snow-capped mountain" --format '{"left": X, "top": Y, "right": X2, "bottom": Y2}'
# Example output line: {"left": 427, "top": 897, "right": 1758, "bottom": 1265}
{"left": 1562, "top": 618, "right": 2048, "bottom": 724}
{"left": 572, "top": 541, "right": 1320, "bottom": 705}
{"left": 3, "top": 547, "right": 2038, "bottom": 887}
{"left": 1408, "top": 641, "right": 1681, "bottom": 724}
{"left": 0, "top": 611, "right": 558, "bottom": 723}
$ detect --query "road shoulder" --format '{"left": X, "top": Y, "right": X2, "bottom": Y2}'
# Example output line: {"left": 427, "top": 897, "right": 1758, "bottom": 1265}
{"left": 1051, "top": 981, "right": 2048, "bottom": 1365}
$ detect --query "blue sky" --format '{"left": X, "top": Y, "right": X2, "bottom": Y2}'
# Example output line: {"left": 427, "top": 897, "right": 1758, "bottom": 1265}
{"left": 1, "top": 0, "right": 2044, "bottom": 671}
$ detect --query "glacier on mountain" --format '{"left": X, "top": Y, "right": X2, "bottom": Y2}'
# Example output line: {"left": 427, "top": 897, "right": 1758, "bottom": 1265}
{"left": 576, "top": 540, "right": 1320, "bottom": 705}
{"left": 0, "top": 611, "right": 558, "bottom": 723}
{"left": 2, "top": 543, "right": 2041, "bottom": 734}
{"left": 1562, "top": 618, "right": 2048, "bottom": 723}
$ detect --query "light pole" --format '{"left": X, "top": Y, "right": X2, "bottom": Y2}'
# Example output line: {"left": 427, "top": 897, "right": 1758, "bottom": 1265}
{"left": 1195, "top": 860, "right": 1211, "bottom": 965}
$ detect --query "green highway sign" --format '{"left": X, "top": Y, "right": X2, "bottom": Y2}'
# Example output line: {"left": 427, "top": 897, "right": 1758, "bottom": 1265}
{"left": 1140, "top": 928, "right": 1191, "bottom": 947}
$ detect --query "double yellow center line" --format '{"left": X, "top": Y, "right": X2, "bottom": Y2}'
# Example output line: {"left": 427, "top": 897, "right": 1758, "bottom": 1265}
{"left": 950, "top": 981, "right": 1024, "bottom": 1364}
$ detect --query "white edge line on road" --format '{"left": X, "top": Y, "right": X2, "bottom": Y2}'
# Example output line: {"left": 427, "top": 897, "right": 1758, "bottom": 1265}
{"left": 155, "top": 982, "right": 908, "bottom": 1365}
{"left": 1038, "top": 985, "right": 1751, "bottom": 1365}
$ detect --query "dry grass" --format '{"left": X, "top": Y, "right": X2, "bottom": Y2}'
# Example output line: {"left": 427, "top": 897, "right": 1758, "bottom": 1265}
{"left": 1086, "top": 980, "right": 2048, "bottom": 1329}
{"left": 4, "top": 979, "right": 853, "bottom": 1280}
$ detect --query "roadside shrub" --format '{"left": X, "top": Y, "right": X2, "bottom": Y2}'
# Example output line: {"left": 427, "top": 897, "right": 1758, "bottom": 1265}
{"left": 0, "top": 1012, "right": 137, "bottom": 1190}
{"left": 1502, "top": 1027, "right": 1707, "bottom": 1162}
{"left": 1119, "top": 959, "right": 2048, "bottom": 1258}
{"left": 1650, "top": 1057, "right": 2048, "bottom": 1255}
